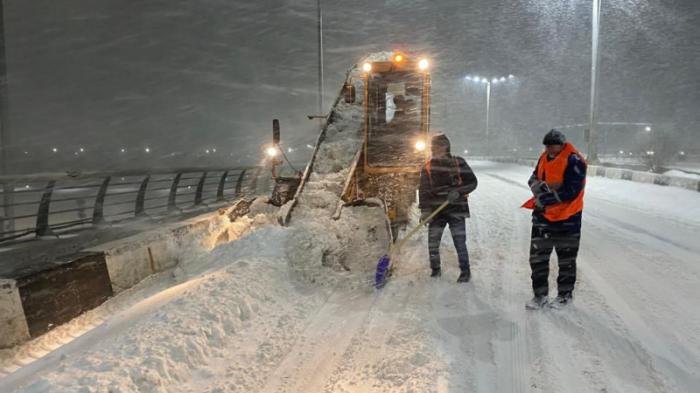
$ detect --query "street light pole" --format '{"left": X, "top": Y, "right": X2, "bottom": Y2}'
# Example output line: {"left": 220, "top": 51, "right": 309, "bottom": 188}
{"left": 0, "top": 0, "right": 13, "bottom": 233}
{"left": 588, "top": 0, "right": 602, "bottom": 163}
{"left": 316, "top": 0, "right": 324, "bottom": 130}
{"left": 485, "top": 81, "right": 491, "bottom": 154}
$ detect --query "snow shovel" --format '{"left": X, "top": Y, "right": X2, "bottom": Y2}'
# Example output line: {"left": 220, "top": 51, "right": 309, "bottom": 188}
{"left": 374, "top": 198, "right": 451, "bottom": 288}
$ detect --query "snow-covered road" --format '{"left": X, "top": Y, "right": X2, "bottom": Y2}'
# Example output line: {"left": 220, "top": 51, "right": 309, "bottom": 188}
{"left": 3, "top": 161, "right": 699, "bottom": 393}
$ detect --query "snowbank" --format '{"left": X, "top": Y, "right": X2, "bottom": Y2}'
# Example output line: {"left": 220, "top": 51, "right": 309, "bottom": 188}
{"left": 663, "top": 169, "right": 700, "bottom": 180}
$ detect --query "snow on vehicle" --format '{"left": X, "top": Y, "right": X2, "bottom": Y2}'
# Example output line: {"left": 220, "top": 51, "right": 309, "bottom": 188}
{"left": 277, "top": 51, "right": 432, "bottom": 241}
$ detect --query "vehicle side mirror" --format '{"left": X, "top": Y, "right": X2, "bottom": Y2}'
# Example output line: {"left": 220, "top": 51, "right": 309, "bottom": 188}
{"left": 343, "top": 84, "right": 356, "bottom": 104}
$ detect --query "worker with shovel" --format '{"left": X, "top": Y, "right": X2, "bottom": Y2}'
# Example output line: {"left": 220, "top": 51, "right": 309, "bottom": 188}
{"left": 419, "top": 134, "right": 478, "bottom": 282}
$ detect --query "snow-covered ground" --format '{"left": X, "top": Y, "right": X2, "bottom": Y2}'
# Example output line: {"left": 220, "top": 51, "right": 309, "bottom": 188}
{"left": 2, "top": 159, "right": 699, "bottom": 393}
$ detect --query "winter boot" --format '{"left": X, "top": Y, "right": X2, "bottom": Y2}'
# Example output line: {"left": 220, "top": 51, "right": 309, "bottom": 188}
{"left": 457, "top": 269, "right": 471, "bottom": 283}
{"left": 548, "top": 293, "right": 573, "bottom": 309}
{"left": 430, "top": 268, "right": 442, "bottom": 278}
{"left": 525, "top": 295, "right": 548, "bottom": 310}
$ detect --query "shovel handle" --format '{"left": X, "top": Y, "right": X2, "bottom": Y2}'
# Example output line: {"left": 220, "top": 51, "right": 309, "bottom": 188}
{"left": 392, "top": 200, "right": 450, "bottom": 255}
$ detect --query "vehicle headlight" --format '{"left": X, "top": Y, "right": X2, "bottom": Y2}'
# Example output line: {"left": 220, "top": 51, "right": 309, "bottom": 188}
{"left": 418, "top": 58, "right": 429, "bottom": 71}
{"left": 266, "top": 146, "right": 279, "bottom": 157}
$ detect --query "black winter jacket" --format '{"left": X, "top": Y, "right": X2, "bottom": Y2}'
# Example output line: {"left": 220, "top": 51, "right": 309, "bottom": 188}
{"left": 419, "top": 155, "right": 478, "bottom": 216}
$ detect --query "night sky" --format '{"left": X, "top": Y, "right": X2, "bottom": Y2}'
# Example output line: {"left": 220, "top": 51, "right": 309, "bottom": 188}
{"left": 3, "top": 0, "right": 699, "bottom": 172}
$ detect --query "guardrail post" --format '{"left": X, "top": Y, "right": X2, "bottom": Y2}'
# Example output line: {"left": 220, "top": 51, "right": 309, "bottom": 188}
{"left": 135, "top": 176, "right": 150, "bottom": 216}
{"left": 1, "top": 182, "right": 14, "bottom": 233}
{"left": 217, "top": 170, "right": 229, "bottom": 202}
{"left": 167, "top": 172, "right": 183, "bottom": 212}
{"left": 234, "top": 169, "right": 247, "bottom": 198}
{"left": 92, "top": 176, "right": 111, "bottom": 225}
{"left": 35, "top": 180, "right": 56, "bottom": 237}
{"left": 194, "top": 172, "right": 207, "bottom": 206}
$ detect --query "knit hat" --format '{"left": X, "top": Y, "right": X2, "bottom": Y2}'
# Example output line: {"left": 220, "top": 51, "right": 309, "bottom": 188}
{"left": 543, "top": 129, "right": 566, "bottom": 145}
{"left": 431, "top": 133, "right": 451, "bottom": 154}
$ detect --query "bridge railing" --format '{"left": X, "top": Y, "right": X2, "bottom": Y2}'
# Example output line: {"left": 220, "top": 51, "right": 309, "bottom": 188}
{"left": 0, "top": 166, "right": 264, "bottom": 243}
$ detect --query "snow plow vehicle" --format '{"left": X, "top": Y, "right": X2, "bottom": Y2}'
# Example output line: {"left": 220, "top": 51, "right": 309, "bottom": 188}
{"left": 273, "top": 51, "right": 432, "bottom": 240}
{"left": 342, "top": 53, "right": 432, "bottom": 237}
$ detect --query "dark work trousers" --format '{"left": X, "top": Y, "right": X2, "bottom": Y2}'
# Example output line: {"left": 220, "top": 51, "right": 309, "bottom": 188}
{"left": 529, "top": 217, "right": 581, "bottom": 297}
{"left": 428, "top": 212, "right": 470, "bottom": 272}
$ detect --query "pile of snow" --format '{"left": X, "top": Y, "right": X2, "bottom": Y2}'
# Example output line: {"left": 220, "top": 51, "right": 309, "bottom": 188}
{"left": 663, "top": 169, "right": 700, "bottom": 180}
{"left": 286, "top": 68, "right": 391, "bottom": 283}
{"left": 4, "top": 56, "right": 402, "bottom": 393}
{"left": 9, "top": 211, "right": 334, "bottom": 392}
{"left": 312, "top": 102, "right": 363, "bottom": 174}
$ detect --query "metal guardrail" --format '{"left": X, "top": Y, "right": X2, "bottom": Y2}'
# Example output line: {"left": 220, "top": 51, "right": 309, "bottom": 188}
{"left": 0, "top": 166, "right": 263, "bottom": 243}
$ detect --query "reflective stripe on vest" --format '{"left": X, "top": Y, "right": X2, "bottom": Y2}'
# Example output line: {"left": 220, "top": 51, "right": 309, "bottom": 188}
{"left": 425, "top": 158, "right": 462, "bottom": 187}
{"left": 536, "top": 142, "right": 586, "bottom": 221}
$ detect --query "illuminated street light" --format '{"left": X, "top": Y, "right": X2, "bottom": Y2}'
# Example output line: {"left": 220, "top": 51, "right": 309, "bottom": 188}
{"left": 79, "top": 147, "right": 84, "bottom": 153}
{"left": 266, "top": 146, "right": 279, "bottom": 157}
{"left": 52, "top": 147, "right": 58, "bottom": 153}
{"left": 464, "top": 74, "right": 517, "bottom": 154}
{"left": 645, "top": 126, "right": 652, "bottom": 132}
{"left": 145, "top": 147, "right": 151, "bottom": 153}
{"left": 120, "top": 148, "right": 126, "bottom": 153}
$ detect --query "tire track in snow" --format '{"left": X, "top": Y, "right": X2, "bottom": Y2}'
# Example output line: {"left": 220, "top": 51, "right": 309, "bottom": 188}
{"left": 321, "top": 250, "right": 434, "bottom": 392}
{"left": 257, "top": 288, "right": 378, "bottom": 393}
{"left": 477, "top": 172, "right": 532, "bottom": 393}
{"left": 481, "top": 171, "right": 611, "bottom": 392}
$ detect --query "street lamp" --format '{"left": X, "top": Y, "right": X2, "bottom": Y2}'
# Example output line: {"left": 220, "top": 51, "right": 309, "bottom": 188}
{"left": 464, "top": 74, "right": 517, "bottom": 155}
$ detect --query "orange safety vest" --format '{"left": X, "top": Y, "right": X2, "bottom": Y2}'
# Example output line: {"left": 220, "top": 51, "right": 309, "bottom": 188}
{"left": 425, "top": 157, "right": 462, "bottom": 187}
{"left": 522, "top": 143, "right": 586, "bottom": 222}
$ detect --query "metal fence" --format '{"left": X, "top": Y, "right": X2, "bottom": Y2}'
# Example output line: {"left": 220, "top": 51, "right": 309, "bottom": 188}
{"left": 0, "top": 166, "right": 264, "bottom": 243}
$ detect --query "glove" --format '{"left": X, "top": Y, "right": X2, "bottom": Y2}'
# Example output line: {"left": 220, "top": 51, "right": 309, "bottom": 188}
{"left": 530, "top": 180, "right": 551, "bottom": 196}
{"left": 447, "top": 189, "right": 461, "bottom": 203}
{"left": 536, "top": 191, "right": 561, "bottom": 207}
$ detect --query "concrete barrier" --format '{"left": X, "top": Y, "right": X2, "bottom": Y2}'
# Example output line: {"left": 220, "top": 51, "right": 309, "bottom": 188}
{"left": 473, "top": 156, "right": 700, "bottom": 193}
{"left": 1, "top": 252, "right": 113, "bottom": 348}
{"left": 86, "top": 199, "right": 253, "bottom": 294}
{"left": 0, "top": 279, "right": 30, "bottom": 348}
{"left": 0, "top": 199, "right": 255, "bottom": 348}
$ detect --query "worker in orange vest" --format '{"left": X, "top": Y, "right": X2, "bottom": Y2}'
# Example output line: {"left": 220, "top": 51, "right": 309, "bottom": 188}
{"left": 419, "top": 134, "right": 478, "bottom": 282}
{"left": 522, "top": 129, "right": 587, "bottom": 309}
